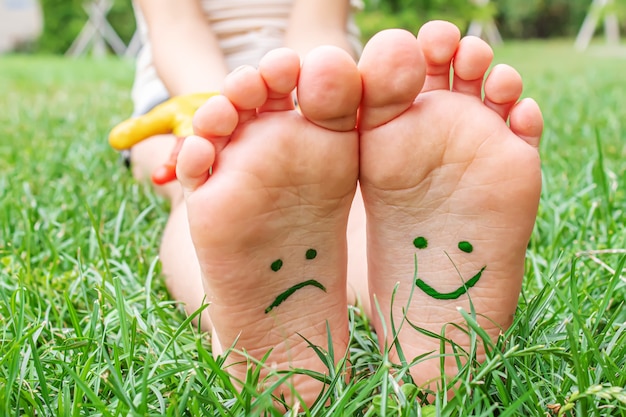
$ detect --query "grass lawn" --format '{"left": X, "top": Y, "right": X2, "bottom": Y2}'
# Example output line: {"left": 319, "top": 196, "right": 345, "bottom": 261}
{"left": 1, "top": 39, "right": 625, "bottom": 416}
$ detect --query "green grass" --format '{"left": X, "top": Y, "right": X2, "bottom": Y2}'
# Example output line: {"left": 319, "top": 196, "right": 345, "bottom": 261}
{"left": 1, "top": 39, "right": 626, "bottom": 416}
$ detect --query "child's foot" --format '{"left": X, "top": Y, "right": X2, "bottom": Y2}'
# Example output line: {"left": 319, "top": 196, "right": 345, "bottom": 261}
{"left": 358, "top": 22, "right": 543, "bottom": 391}
{"left": 177, "top": 47, "right": 361, "bottom": 405}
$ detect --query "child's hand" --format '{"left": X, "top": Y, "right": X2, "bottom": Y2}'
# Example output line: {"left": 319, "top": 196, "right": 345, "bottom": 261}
{"left": 109, "top": 92, "right": 217, "bottom": 149}
{"left": 109, "top": 92, "right": 218, "bottom": 185}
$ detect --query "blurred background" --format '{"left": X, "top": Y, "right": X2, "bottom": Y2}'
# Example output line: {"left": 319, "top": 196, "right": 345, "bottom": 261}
{"left": 1, "top": 0, "right": 625, "bottom": 55}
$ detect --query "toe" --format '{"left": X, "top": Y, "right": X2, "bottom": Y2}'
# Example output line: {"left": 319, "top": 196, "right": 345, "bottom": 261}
{"left": 297, "top": 45, "right": 362, "bottom": 131}
{"left": 417, "top": 20, "right": 461, "bottom": 92}
{"left": 177, "top": 135, "right": 216, "bottom": 192}
{"left": 222, "top": 65, "right": 268, "bottom": 122}
{"left": 192, "top": 95, "right": 239, "bottom": 154}
{"left": 451, "top": 36, "right": 493, "bottom": 97}
{"left": 258, "top": 48, "right": 300, "bottom": 113}
{"left": 483, "top": 64, "right": 523, "bottom": 120}
{"left": 358, "top": 29, "right": 425, "bottom": 130}
{"left": 509, "top": 98, "right": 544, "bottom": 148}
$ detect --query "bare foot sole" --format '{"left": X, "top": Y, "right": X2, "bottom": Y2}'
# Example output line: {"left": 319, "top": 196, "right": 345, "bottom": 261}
{"left": 177, "top": 47, "right": 361, "bottom": 406}
{"left": 358, "top": 22, "right": 543, "bottom": 392}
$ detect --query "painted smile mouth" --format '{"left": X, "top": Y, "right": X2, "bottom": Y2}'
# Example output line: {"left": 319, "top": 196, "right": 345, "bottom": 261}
{"left": 415, "top": 266, "right": 486, "bottom": 300}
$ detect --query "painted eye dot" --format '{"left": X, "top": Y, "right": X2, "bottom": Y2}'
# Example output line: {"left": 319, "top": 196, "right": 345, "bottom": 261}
{"left": 271, "top": 259, "right": 283, "bottom": 272}
{"left": 305, "top": 249, "right": 317, "bottom": 260}
{"left": 413, "top": 236, "right": 428, "bottom": 249}
{"left": 458, "top": 241, "right": 473, "bottom": 253}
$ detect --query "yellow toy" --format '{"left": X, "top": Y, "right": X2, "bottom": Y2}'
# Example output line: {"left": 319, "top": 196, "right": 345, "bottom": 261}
{"left": 109, "top": 92, "right": 218, "bottom": 185}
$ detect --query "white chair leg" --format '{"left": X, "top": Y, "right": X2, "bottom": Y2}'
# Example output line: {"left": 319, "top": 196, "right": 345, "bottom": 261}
{"left": 66, "top": 0, "right": 128, "bottom": 57}
{"left": 467, "top": 0, "right": 502, "bottom": 45}
{"left": 575, "top": 0, "right": 620, "bottom": 50}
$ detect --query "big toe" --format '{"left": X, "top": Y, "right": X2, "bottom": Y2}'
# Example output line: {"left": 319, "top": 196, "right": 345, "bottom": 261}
{"left": 358, "top": 29, "right": 426, "bottom": 130}
{"left": 297, "top": 46, "right": 362, "bottom": 132}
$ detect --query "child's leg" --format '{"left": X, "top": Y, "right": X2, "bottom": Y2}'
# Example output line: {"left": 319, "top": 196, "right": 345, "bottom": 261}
{"left": 130, "top": 133, "right": 213, "bottom": 327}
{"left": 177, "top": 47, "right": 362, "bottom": 406}
{"left": 130, "top": 134, "right": 184, "bottom": 203}
{"left": 346, "top": 188, "right": 369, "bottom": 314}
{"left": 357, "top": 22, "right": 543, "bottom": 391}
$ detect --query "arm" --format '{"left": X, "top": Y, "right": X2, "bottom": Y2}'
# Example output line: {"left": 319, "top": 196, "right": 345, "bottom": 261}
{"left": 137, "top": 0, "right": 228, "bottom": 94}
{"left": 286, "top": 0, "right": 356, "bottom": 60}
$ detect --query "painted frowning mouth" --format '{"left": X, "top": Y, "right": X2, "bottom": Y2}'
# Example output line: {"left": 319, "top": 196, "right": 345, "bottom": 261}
{"left": 265, "top": 248, "right": 326, "bottom": 314}
{"left": 265, "top": 279, "right": 326, "bottom": 314}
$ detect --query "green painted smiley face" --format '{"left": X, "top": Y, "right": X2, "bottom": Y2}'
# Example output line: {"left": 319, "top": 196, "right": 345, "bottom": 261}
{"left": 412, "top": 236, "right": 486, "bottom": 300}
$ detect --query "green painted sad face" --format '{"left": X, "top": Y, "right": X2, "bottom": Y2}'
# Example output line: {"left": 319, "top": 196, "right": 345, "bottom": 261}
{"left": 265, "top": 249, "right": 326, "bottom": 314}
{"left": 412, "top": 236, "right": 486, "bottom": 300}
